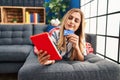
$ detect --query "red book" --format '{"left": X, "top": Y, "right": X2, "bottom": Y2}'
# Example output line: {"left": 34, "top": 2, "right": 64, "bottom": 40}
{"left": 33, "top": 13, "right": 37, "bottom": 24}
{"left": 30, "top": 32, "right": 62, "bottom": 60}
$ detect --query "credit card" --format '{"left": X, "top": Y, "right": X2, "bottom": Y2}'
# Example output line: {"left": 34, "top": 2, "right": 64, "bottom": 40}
{"left": 64, "top": 30, "right": 74, "bottom": 36}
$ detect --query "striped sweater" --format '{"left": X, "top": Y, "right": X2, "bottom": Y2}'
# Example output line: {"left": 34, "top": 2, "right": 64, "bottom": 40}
{"left": 49, "top": 27, "right": 87, "bottom": 60}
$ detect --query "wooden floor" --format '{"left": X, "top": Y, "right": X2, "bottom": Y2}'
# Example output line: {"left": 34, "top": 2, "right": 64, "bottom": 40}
{"left": 0, "top": 73, "right": 17, "bottom": 80}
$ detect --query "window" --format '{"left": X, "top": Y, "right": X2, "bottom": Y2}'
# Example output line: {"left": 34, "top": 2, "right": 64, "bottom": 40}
{"left": 80, "top": 0, "right": 120, "bottom": 64}
{"left": 89, "top": 18, "right": 96, "bottom": 34}
{"left": 96, "top": 36, "right": 105, "bottom": 55}
{"left": 108, "top": 0, "right": 120, "bottom": 13}
{"left": 107, "top": 14, "right": 120, "bottom": 37}
{"left": 97, "top": 16, "right": 106, "bottom": 35}
{"left": 106, "top": 37, "right": 119, "bottom": 61}
{"left": 85, "top": 19, "right": 90, "bottom": 33}
{"left": 98, "top": 0, "right": 107, "bottom": 15}
{"left": 90, "top": 0, "right": 97, "bottom": 17}
{"left": 84, "top": 4, "right": 90, "bottom": 18}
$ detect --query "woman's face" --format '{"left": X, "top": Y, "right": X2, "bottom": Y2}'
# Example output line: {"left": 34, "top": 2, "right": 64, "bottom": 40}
{"left": 65, "top": 12, "right": 81, "bottom": 31}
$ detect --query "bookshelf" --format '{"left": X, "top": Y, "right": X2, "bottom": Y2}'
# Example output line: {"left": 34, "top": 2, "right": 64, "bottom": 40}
{"left": 3, "top": 7, "right": 23, "bottom": 23}
{"left": 0, "top": 6, "right": 46, "bottom": 24}
{"left": 0, "top": 7, "right": 1, "bottom": 23}
{"left": 25, "top": 7, "right": 45, "bottom": 24}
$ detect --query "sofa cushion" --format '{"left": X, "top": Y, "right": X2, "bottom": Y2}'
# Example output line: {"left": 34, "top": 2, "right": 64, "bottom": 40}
{"left": 18, "top": 51, "right": 120, "bottom": 80}
{"left": 33, "top": 24, "right": 47, "bottom": 35}
{"left": 0, "top": 24, "right": 33, "bottom": 45}
{"left": 0, "top": 45, "right": 33, "bottom": 62}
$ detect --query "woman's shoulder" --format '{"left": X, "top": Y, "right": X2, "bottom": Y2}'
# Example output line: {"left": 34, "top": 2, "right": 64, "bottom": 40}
{"left": 49, "top": 27, "right": 60, "bottom": 36}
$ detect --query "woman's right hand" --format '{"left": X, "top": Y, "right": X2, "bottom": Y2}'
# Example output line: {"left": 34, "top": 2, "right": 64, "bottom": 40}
{"left": 36, "top": 50, "right": 55, "bottom": 65}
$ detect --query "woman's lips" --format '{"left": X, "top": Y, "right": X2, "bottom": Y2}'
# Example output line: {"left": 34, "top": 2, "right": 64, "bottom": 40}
{"left": 68, "top": 24, "right": 74, "bottom": 27}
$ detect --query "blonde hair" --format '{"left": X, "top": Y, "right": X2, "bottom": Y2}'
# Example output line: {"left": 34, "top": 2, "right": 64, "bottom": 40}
{"left": 57, "top": 8, "right": 86, "bottom": 60}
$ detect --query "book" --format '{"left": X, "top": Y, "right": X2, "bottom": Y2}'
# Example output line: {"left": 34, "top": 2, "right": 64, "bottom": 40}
{"left": 30, "top": 13, "right": 34, "bottom": 23}
{"left": 33, "top": 13, "right": 37, "bottom": 24}
{"left": 30, "top": 32, "right": 62, "bottom": 60}
{"left": 25, "top": 11, "right": 30, "bottom": 23}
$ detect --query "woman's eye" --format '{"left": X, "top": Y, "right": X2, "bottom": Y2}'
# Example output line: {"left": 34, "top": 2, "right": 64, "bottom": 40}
{"left": 75, "top": 18, "right": 79, "bottom": 23}
{"left": 68, "top": 16, "right": 73, "bottom": 20}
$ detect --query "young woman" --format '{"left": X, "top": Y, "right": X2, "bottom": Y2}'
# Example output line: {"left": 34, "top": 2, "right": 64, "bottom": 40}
{"left": 34, "top": 8, "right": 86, "bottom": 65}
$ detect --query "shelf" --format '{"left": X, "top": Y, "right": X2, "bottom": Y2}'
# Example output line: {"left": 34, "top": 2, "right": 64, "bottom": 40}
{"left": 25, "top": 7, "right": 45, "bottom": 24}
{"left": 3, "top": 7, "right": 23, "bottom": 23}
{"left": 0, "top": 6, "right": 46, "bottom": 24}
{"left": 0, "top": 8, "right": 2, "bottom": 23}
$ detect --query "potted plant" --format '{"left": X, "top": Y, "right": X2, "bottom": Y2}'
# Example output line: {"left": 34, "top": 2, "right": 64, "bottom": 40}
{"left": 43, "top": 0, "right": 70, "bottom": 23}
{"left": 12, "top": 18, "right": 18, "bottom": 23}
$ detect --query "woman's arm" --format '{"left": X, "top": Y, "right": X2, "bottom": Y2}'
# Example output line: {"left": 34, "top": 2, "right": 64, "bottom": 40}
{"left": 74, "top": 46, "right": 84, "bottom": 61}
{"left": 67, "top": 34, "right": 84, "bottom": 61}
{"left": 34, "top": 47, "right": 55, "bottom": 65}
{"left": 37, "top": 50, "right": 55, "bottom": 65}
{"left": 34, "top": 28, "right": 59, "bottom": 65}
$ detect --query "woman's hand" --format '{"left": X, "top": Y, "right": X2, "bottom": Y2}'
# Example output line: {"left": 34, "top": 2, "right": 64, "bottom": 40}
{"left": 66, "top": 34, "right": 79, "bottom": 49}
{"left": 36, "top": 50, "right": 55, "bottom": 65}
{"left": 66, "top": 34, "right": 84, "bottom": 61}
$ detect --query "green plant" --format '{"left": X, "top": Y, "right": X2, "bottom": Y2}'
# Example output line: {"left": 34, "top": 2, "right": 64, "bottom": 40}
{"left": 12, "top": 18, "right": 18, "bottom": 23}
{"left": 43, "top": 0, "right": 70, "bottom": 23}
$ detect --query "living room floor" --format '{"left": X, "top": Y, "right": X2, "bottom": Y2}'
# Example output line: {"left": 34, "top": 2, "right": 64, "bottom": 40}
{"left": 0, "top": 73, "right": 17, "bottom": 80}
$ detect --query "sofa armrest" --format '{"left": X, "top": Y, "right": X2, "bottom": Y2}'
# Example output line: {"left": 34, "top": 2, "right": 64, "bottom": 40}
{"left": 85, "top": 33, "right": 96, "bottom": 53}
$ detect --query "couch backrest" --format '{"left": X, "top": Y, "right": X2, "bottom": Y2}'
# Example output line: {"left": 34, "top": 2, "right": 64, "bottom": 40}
{"left": 85, "top": 33, "right": 96, "bottom": 53}
{"left": 0, "top": 24, "right": 33, "bottom": 45}
{"left": 33, "top": 24, "right": 48, "bottom": 35}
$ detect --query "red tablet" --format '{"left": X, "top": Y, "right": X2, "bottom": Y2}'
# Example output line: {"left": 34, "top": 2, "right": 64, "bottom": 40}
{"left": 30, "top": 32, "right": 62, "bottom": 60}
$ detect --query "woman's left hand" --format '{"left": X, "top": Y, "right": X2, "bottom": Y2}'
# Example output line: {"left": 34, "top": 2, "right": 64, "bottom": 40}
{"left": 66, "top": 34, "right": 79, "bottom": 49}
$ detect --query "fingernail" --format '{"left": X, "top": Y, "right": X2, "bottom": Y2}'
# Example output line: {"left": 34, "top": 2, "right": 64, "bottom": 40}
{"left": 44, "top": 51, "right": 47, "bottom": 53}
{"left": 48, "top": 55, "right": 50, "bottom": 57}
{"left": 40, "top": 50, "right": 43, "bottom": 52}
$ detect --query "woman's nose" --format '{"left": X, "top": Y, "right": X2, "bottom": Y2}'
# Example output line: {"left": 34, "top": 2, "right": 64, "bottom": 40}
{"left": 70, "top": 19, "right": 75, "bottom": 24}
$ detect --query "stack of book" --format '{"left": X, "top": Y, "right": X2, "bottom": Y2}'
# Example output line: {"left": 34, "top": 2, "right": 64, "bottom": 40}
{"left": 25, "top": 11, "right": 40, "bottom": 24}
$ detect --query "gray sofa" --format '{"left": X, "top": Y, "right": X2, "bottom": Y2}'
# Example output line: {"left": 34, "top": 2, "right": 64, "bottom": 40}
{"left": 0, "top": 24, "right": 119, "bottom": 80}
{"left": 0, "top": 24, "right": 47, "bottom": 73}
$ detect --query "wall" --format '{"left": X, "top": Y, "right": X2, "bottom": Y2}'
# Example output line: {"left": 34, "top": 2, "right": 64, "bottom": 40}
{"left": 45, "top": 0, "right": 80, "bottom": 9}
{"left": 44, "top": 0, "right": 80, "bottom": 23}
{"left": 0, "top": 0, "right": 44, "bottom": 7}
{"left": 70, "top": 0, "right": 80, "bottom": 8}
